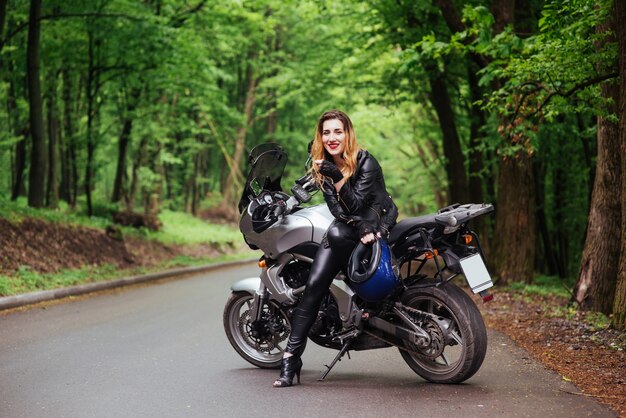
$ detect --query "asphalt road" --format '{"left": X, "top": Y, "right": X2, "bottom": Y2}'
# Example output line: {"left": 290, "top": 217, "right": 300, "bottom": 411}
{"left": 0, "top": 263, "right": 617, "bottom": 418}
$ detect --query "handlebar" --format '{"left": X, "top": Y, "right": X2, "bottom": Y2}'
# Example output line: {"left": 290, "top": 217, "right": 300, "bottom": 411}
{"left": 251, "top": 174, "right": 318, "bottom": 232}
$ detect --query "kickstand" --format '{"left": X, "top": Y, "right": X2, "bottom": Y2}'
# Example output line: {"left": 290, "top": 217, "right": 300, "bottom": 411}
{"left": 318, "top": 341, "right": 352, "bottom": 381}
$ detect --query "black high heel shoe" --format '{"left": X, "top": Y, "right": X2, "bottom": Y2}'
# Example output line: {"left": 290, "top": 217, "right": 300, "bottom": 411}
{"left": 273, "top": 356, "right": 302, "bottom": 387}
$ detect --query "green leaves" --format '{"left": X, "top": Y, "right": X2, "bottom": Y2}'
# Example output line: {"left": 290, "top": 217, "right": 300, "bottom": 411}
{"left": 481, "top": 0, "right": 617, "bottom": 122}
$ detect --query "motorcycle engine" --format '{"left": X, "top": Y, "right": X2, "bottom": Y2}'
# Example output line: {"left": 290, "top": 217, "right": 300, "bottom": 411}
{"left": 280, "top": 260, "right": 310, "bottom": 289}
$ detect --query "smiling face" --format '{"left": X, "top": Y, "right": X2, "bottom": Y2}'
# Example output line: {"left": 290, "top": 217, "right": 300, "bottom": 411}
{"left": 321, "top": 118, "right": 346, "bottom": 161}
{"left": 310, "top": 110, "right": 360, "bottom": 186}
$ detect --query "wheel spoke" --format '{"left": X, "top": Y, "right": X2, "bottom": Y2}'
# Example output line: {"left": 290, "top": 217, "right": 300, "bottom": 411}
{"left": 440, "top": 352, "right": 450, "bottom": 366}
{"left": 449, "top": 329, "right": 463, "bottom": 346}
{"left": 426, "top": 299, "right": 434, "bottom": 313}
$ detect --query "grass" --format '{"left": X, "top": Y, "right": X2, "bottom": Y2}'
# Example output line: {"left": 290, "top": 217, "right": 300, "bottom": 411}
{"left": 0, "top": 264, "right": 120, "bottom": 296}
{"left": 0, "top": 196, "right": 251, "bottom": 297}
{"left": 0, "top": 196, "right": 112, "bottom": 229}
{"left": 505, "top": 275, "right": 575, "bottom": 299}
{"left": 143, "top": 210, "right": 240, "bottom": 245}
{"left": 0, "top": 250, "right": 254, "bottom": 297}
{"left": 544, "top": 304, "right": 612, "bottom": 332}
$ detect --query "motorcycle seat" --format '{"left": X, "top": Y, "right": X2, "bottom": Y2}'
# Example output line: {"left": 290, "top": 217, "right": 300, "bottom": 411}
{"left": 388, "top": 215, "right": 438, "bottom": 245}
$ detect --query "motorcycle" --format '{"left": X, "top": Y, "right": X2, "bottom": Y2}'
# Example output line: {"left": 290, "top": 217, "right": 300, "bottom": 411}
{"left": 223, "top": 143, "right": 495, "bottom": 383}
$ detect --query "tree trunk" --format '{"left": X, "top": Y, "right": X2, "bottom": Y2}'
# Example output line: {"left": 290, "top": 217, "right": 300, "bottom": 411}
{"left": 0, "top": 0, "right": 7, "bottom": 42}
{"left": 190, "top": 151, "right": 201, "bottom": 215}
{"left": 220, "top": 72, "right": 258, "bottom": 218}
{"left": 491, "top": 0, "right": 516, "bottom": 34}
{"left": 467, "top": 62, "right": 491, "bottom": 254}
{"left": 612, "top": 0, "right": 626, "bottom": 331}
{"left": 493, "top": 150, "right": 536, "bottom": 284}
{"left": 143, "top": 140, "right": 164, "bottom": 214}
{"left": 46, "top": 77, "right": 59, "bottom": 209}
{"left": 26, "top": 0, "right": 46, "bottom": 208}
{"left": 112, "top": 88, "right": 140, "bottom": 203}
{"left": 467, "top": 64, "right": 485, "bottom": 205}
{"left": 7, "top": 54, "right": 27, "bottom": 200}
{"left": 573, "top": 14, "right": 621, "bottom": 315}
{"left": 573, "top": 82, "right": 621, "bottom": 313}
{"left": 533, "top": 159, "right": 559, "bottom": 276}
{"left": 112, "top": 115, "right": 133, "bottom": 202}
{"left": 84, "top": 26, "right": 99, "bottom": 217}
{"left": 577, "top": 114, "right": 597, "bottom": 205}
{"left": 489, "top": 0, "right": 539, "bottom": 284}
{"left": 267, "top": 99, "right": 277, "bottom": 138}
{"left": 60, "top": 69, "right": 74, "bottom": 205}
{"left": 428, "top": 74, "right": 469, "bottom": 204}
{"left": 11, "top": 137, "right": 27, "bottom": 200}
{"left": 127, "top": 136, "right": 149, "bottom": 212}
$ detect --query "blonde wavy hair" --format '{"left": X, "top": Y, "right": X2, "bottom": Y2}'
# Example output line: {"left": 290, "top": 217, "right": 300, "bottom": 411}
{"left": 310, "top": 110, "right": 360, "bottom": 187}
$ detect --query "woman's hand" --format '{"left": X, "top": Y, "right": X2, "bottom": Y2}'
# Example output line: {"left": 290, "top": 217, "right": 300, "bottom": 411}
{"left": 314, "top": 160, "right": 343, "bottom": 183}
{"left": 357, "top": 221, "right": 380, "bottom": 245}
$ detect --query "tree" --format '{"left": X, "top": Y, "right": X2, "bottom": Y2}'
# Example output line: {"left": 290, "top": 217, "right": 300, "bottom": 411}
{"left": 45, "top": 70, "right": 59, "bottom": 208}
{"left": 479, "top": 0, "right": 621, "bottom": 318}
{"left": 26, "top": 0, "right": 45, "bottom": 208}
{"left": 611, "top": 0, "right": 626, "bottom": 330}
{"left": 572, "top": 4, "right": 621, "bottom": 314}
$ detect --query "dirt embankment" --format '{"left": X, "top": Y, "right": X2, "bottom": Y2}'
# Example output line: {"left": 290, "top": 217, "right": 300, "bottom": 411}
{"left": 0, "top": 217, "right": 220, "bottom": 276}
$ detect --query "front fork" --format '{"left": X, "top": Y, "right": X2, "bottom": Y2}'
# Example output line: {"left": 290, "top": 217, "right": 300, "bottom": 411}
{"left": 249, "top": 282, "right": 269, "bottom": 323}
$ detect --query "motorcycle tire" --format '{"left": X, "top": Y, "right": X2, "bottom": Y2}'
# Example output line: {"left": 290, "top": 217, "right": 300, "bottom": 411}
{"left": 223, "top": 291, "right": 290, "bottom": 369}
{"left": 399, "top": 280, "right": 487, "bottom": 383}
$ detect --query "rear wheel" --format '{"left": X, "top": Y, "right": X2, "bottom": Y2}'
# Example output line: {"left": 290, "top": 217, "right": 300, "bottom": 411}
{"left": 399, "top": 281, "right": 487, "bottom": 383}
{"left": 223, "top": 292, "right": 291, "bottom": 369}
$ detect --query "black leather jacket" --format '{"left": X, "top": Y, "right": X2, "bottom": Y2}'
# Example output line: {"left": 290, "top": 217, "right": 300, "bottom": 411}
{"left": 322, "top": 150, "right": 398, "bottom": 237}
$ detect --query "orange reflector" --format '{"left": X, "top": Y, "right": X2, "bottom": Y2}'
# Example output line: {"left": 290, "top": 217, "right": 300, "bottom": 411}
{"left": 425, "top": 249, "right": 439, "bottom": 259}
{"left": 258, "top": 259, "right": 267, "bottom": 268}
{"left": 463, "top": 234, "right": 473, "bottom": 244}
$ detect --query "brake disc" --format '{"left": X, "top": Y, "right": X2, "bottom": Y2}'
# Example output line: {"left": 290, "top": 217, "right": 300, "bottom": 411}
{"left": 238, "top": 308, "right": 289, "bottom": 353}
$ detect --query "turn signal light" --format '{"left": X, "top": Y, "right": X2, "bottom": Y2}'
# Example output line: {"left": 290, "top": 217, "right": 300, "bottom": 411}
{"left": 425, "top": 249, "right": 439, "bottom": 259}
{"left": 258, "top": 259, "right": 267, "bottom": 268}
{"left": 463, "top": 234, "right": 473, "bottom": 244}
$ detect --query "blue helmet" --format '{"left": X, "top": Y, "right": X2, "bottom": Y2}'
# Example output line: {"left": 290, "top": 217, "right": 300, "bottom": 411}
{"left": 347, "top": 239, "right": 399, "bottom": 302}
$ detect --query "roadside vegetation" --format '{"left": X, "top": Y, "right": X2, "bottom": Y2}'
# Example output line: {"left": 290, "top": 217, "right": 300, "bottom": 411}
{"left": 502, "top": 275, "right": 614, "bottom": 332}
{"left": 0, "top": 196, "right": 249, "bottom": 297}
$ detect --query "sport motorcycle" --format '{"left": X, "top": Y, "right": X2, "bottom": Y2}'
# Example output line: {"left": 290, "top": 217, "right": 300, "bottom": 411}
{"left": 223, "top": 143, "right": 495, "bottom": 383}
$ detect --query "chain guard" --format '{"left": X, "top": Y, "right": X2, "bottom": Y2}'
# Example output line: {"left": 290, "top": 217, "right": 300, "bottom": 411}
{"left": 362, "top": 317, "right": 445, "bottom": 359}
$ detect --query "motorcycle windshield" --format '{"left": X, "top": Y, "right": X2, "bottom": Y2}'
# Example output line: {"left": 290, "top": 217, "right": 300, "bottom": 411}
{"left": 238, "top": 143, "right": 288, "bottom": 213}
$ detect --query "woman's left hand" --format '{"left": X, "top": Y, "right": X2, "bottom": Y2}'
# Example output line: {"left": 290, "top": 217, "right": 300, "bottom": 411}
{"left": 314, "top": 160, "right": 343, "bottom": 183}
{"left": 357, "top": 221, "right": 380, "bottom": 245}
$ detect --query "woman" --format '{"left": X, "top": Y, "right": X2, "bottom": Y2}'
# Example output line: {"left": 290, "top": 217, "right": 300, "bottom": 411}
{"left": 273, "top": 109, "right": 398, "bottom": 387}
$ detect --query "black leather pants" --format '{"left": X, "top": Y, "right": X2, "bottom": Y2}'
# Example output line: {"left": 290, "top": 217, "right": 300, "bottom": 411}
{"left": 285, "top": 221, "right": 359, "bottom": 357}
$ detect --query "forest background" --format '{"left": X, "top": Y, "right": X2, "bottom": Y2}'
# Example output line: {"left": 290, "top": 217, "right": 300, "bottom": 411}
{"left": 0, "top": 0, "right": 625, "bottom": 330}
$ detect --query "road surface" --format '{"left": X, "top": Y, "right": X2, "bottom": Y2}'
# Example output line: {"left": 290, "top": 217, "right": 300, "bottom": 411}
{"left": 0, "top": 263, "right": 617, "bottom": 417}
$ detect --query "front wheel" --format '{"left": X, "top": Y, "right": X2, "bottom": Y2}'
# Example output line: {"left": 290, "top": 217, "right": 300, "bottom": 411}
{"left": 223, "top": 291, "right": 291, "bottom": 369}
{"left": 399, "top": 281, "right": 487, "bottom": 383}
